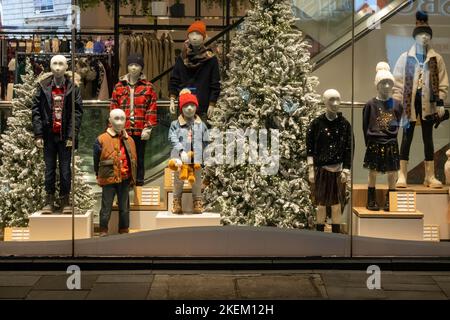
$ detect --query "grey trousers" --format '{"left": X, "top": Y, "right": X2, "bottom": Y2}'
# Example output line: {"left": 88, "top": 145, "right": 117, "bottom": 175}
{"left": 173, "top": 168, "right": 202, "bottom": 200}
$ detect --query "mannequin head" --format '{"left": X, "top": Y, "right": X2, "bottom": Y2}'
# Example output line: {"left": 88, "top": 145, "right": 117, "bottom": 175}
{"left": 374, "top": 62, "right": 395, "bottom": 100}
{"left": 413, "top": 11, "right": 432, "bottom": 46}
{"left": 187, "top": 21, "right": 206, "bottom": 48}
{"left": 50, "top": 55, "right": 68, "bottom": 79}
{"left": 188, "top": 32, "right": 204, "bottom": 48}
{"left": 126, "top": 54, "right": 144, "bottom": 81}
{"left": 323, "top": 89, "right": 341, "bottom": 114}
{"left": 128, "top": 63, "right": 142, "bottom": 79}
{"left": 377, "top": 79, "right": 394, "bottom": 100}
{"left": 179, "top": 89, "right": 199, "bottom": 120}
{"left": 415, "top": 32, "right": 431, "bottom": 48}
{"left": 109, "top": 109, "right": 126, "bottom": 134}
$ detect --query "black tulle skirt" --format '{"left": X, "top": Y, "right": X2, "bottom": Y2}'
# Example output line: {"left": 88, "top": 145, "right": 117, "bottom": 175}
{"left": 363, "top": 140, "right": 400, "bottom": 173}
{"left": 313, "top": 167, "right": 346, "bottom": 206}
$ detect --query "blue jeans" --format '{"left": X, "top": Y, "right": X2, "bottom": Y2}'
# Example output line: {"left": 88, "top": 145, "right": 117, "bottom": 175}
{"left": 99, "top": 179, "right": 130, "bottom": 230}
{"left": 43, "top": 132, "right": 72, "bottom": 196}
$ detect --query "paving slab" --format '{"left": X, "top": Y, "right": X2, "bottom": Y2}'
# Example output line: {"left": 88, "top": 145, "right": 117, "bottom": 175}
{"left": 382, "top": 283, "right": 443, "bottom": 292}
{"left": 26, "top": 290, "right": 89, "bottom": 300}
{"left": 380, "top": 274, "right": 436, "bottom": 285}
{"left": 0, "top": 275, "right": 41, "bottom": 287}
{"left": 432, "top": 276, "right": 450, "bottom": 283}
{"left": 0, "top": 287, "right": 32, "bottom": 299}
{"left": 236, "top": 275, "right": 325, "bottom": 300}
{"left": 96, "top": 274, "right": 154, "bottom": 283}
{"left": 33, "top": 275, "right": 98, "bottom": 290}
{"left": 325, "top": 286, "right": 387, "bottom": 300}
{"left": 320, "top": 273, "right": 371, "bottom": 288}
{"left": 436, "top": 282, "right": 450, "bottom": 299}
{"left": 87, "top": 283, "right": 151, "bottom": 300}
{"left": 384, "top": 290, "right": 448, "bottom": 300}
{"left": 148, "top": 275, "right": 237, "bottom": 300}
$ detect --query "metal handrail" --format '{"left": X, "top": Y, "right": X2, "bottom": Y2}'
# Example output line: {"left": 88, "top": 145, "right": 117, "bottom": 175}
{"left": 1, "top": 100, "right": 449, "bottom": 110}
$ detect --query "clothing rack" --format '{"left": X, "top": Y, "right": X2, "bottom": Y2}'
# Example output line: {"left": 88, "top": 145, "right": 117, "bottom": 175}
{"left": 13, "top": 53, "right": 114, "bottom": 96}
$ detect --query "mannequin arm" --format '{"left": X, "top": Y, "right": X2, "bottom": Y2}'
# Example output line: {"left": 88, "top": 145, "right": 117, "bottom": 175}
{"left": 145, "top": 89, "right": 158, "bottom": 128}
{"left": 31, "top": 86, "right": 44, "bottom": 139}
{"left": 438, "top": 56, "right": 449, "bottom": 101}
{"left": 209, "top": 57, "right": 221, "bottom": 104}
{"left": 307, "top": 156, "right": 315, "bottom": 184}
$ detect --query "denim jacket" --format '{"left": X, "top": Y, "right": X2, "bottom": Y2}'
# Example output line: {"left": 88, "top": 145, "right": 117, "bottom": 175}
{"left": 168, "top": 114, "right": 209, "bottom": 164}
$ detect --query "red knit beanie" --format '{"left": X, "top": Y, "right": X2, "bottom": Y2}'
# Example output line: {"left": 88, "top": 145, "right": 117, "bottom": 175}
{"left": 187, "top": 20, "right": 207, "bottom": 38}
{"left": 179, "top": 90, "right": 199, "bottom": 112}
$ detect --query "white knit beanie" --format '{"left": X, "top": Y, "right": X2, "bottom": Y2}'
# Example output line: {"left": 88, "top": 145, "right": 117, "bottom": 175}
{"left": 374, "top": 62, "right": 394, "bottom": 86}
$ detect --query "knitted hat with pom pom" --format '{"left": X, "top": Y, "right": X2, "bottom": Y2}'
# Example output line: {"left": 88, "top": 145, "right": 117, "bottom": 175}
{"left": 413, "top": 11, "right": 432, "bottom": 39}
{"left": 374, "top": 62, "right": 394, "bottom": 86}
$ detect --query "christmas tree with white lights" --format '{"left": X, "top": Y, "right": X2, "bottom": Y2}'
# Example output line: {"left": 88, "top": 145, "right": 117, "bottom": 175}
{"left": 0, "top": 59, "right": 95, "bottom": 228}
{"left": 204, "top": 0, "right": 322, "bottom": 228}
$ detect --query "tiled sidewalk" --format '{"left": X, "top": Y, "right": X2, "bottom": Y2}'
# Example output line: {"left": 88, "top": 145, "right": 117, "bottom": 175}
{"left": 0, "top": 270, "right": 449, "bottom": 300}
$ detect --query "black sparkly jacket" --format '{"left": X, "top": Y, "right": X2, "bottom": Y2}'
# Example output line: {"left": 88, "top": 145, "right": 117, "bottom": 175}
{"left": 306, "top": 113, "right": 353, "bottom": 169}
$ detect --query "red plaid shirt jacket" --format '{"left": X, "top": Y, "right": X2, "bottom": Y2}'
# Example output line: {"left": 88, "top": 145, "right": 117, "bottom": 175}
{"left": 110, "top": 75, "right": 158, "bottom": 136}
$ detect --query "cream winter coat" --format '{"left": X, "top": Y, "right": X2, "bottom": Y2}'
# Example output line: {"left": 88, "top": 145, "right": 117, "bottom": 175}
{"left": 393, "top": 45, "right": 449, "bottom": 121}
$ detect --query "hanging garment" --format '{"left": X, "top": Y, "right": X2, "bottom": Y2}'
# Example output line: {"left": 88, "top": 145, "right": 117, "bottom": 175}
{"left": 60, "top": 38, "right": 70, "bottom": 53}
{"left": 34, "top": 36, "right": 41, "bottom": 53}
{"left": 44, "top": 39, "right": 51, "bottom": 53}
{"left": 85, "top": 41, "right": 94, "bottom": 54}
{"left": 52, "top": 37, "right": 60, "bottom": 53}
{"left": 94, "top": 40, "right": 105, "bottom": 54}
{"left": 26, "top": 39, "right": 33, "bottom": 53}
{"left": 119, "top": 36, "right": 129, "bottom": 77}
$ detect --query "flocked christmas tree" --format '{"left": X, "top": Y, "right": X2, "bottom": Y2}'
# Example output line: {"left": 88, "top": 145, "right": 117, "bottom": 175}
{"left": 204, "top": 0, "right": 322, "bottom": 228}
{"left": 0, "top": 59, "right": 96, "bottom": 228}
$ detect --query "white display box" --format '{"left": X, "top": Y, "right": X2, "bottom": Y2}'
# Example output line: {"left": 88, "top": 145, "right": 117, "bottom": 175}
{"left": 352, "top": 207, "right": 424, "bottom": 241}
{"left": 108, "top": 210, "right": 159, "bottom": 234}
{"left": 155, "top": 211, "right": 221, "bottom": 230}
{"left": 416, "top": 193, "right": 449, "bottom": 240}
{"left": 28, "top": 210, "right": 93, "bottom": 241}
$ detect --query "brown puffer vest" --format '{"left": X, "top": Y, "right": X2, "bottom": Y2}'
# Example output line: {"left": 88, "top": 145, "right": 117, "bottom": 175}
{"left": 96, "top": 128, "right": 137, "bottom": 187}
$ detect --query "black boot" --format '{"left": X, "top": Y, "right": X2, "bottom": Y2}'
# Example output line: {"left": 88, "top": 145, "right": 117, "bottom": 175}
{"left": 384, "top": 189, "right": 394, "bottom": 212}
{"left": 316, "top": 224, "right": 325, "bottom": 232}
{"left": 41, "top": 194, "right": 55, "bottom": 214}
{"left": 60, "top": 195, "right": 72, "bottom": 214}
{"left": 366, "top": 187, "right": 379, "bottom": 211}
{"left": 331, "top": 224, "right": 341, "bottom": 233}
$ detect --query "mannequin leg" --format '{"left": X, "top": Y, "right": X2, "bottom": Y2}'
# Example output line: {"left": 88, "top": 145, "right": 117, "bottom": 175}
{"left": 331, "top": 204, "right": 341, "bottom": 233}
{"left": 367, "top": 170, "right": 379, "bottom": 211}
{"left": 316, "top": 206, "right": 326, "bottom": 231}
{"left": 384, "top": 172, "right": 397, "bottom": 211}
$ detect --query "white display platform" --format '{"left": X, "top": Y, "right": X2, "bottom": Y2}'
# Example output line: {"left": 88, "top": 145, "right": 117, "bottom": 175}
{"left": 416, "top": 193, "right": 449, "bottom": 240}
{"left": 352, "top": 207, "right": 424, "bottom": 241}
{"left": 353, "top": 185, "right": 450, "bottom": 240}
{"left": 28, "top": 210, "right": 93, "bottom": 241}
{"left": 108, "top": 210, "right": 159, "bottom": 234}
{"left": 155, "top": 211, "right": 221, "bottom": 230}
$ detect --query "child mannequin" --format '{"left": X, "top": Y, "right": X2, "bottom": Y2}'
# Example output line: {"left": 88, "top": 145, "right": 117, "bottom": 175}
{"left": 363, "top": 62, "right": 404, "bottom": 211}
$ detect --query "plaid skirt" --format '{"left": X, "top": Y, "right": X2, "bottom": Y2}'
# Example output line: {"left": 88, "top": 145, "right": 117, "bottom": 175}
{"left": 313, "top": 167, "right": 346, "bottom": 206}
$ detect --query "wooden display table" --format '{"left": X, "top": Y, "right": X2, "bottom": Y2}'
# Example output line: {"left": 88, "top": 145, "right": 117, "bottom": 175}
{"left": 352, "top": 207, "right": 424, "bottom": 241}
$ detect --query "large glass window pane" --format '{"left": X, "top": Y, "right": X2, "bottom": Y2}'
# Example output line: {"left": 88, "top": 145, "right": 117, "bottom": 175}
{"left": 352, "top": 0, "right": 450, "bottom": 256}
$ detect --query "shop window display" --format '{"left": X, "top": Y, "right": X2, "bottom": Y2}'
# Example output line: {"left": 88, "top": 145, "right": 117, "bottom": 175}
{"left": 0, "top": 0, "right": 448, "bottom": 258}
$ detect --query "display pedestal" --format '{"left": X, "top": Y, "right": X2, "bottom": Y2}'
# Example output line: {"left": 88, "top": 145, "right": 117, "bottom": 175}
{"left": 155, "top": 211, "right": 221, "bottom": 230}
{"left": 352, "top": 207, "right": 423, "bottom": 241}
{"left": 108, "top": 210, "right": 159, "bottom": 235}
{"left": 353, "top": 184, "right": 449, "bottom": 240}
{"left": 28, "top": 210, "right": 93, "bottom": 241}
